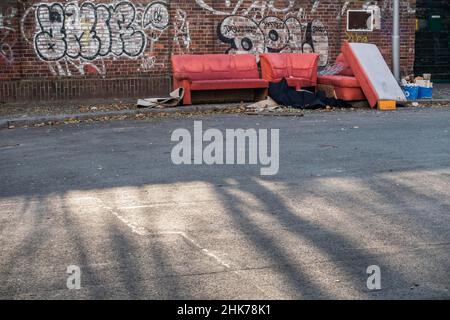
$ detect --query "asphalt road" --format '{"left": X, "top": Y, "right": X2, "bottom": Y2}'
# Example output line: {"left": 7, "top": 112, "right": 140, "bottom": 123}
{"left": 1, "top": 107, "right": 449, "bottom": 300}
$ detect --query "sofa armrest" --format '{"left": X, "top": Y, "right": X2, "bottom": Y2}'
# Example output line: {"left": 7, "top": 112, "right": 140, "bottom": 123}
{"left": 173, "top": 73, "right": 192, "bottom": 82}
{"left": 182, "top": 80, "right": 192, "bottom": 105}
{"left": 309, "top": 54, "right": 320, "bottom": 86}
{"left": 260, "top": 55, "right": 276, "bottom": 82}
{"left": 173, "top": 77, "right": 191, "bottom": 89}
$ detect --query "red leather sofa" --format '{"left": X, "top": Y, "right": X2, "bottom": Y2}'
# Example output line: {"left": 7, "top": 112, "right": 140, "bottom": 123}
{"left": 260, "top": 53, "right": 320, "bottom": 90}
{"left": 317, "top": 53, "right": 366, "bottom": 101}
{"left": 171, "top": 54, "right": 269, "bottom": 105}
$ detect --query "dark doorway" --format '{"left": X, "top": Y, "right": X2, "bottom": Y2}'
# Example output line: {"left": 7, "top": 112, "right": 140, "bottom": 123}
{"left": 415, "top": 0, "right": 450, "bottom": 82}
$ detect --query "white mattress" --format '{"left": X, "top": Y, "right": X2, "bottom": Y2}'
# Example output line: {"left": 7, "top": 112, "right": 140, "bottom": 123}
{"left": 348, "top": 43, "right": 406, "bottom": 102}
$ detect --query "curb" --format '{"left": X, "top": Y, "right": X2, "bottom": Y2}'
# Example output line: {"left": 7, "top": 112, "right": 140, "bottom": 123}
{"left": 1, "top": 103, "right": 244, "bottom": 129}
{"left": 411, "top": 99, "right": 450, "bottom": 104}
{"left": 2, "top": 100, "right": 449, "bottom": 130}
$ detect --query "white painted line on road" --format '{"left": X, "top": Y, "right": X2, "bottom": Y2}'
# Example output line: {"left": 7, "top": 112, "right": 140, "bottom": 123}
{"left": 159, "top": 232, "right": 269, "bottom": 297}
{"left": 91, "top": 197, "right": 232, "bottom": 269}
{"left": 89, "top": 196, "right": 149, "bottom": 236}
{"left": 116, "top": 200, "right": 216, "bottom": 210}
{"left": 161, "top": 231, "right": 232, "bottom": 270}
{"left": 75, "top": 195, "right": 269, "bottom": 296}
{"left": 104, "top": 205, "right": 149, "bottom": 236}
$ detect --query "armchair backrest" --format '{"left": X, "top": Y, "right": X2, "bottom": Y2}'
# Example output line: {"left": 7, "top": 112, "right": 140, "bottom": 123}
{"left": 260, "top": 53, "right": 319, "bottom": 83}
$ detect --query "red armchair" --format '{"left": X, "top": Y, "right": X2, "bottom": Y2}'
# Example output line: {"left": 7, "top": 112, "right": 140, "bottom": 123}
{"left": 317, "top": 53, "right": 366, "bottom": 101}
{"left": 260, "top": 53, "right": 320, "bottom": 91}
{"left": 171, "top": 54, "right": 269, "bottom": 105}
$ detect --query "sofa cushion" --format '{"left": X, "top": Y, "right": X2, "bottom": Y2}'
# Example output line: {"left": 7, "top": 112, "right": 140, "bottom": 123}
{"left": 172, "top": 54, "right": 260, "bottom": 82}
{"left": 173, "top": 55, "right": 204, "bottom": 74}
{"left": 204, "top": 55, "right": 232, "bottom": 72}
{"left": 336, "top": 53, "right": 354, "bottom": 77}
{"left": 317, "top": 75, "right": 361, "bottom": 88}
{"left": 334, "top": 87, "right": 366, "bottom": 101}
{"left": 191, "top": 79, "right": 268, "bottom": 91}
{"left": 234, "top": 55, "right": 259, "bottom": 71}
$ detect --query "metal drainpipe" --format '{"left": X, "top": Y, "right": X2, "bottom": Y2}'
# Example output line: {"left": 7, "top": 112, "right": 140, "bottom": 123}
{"left": 392, "top": 0, "right": 401, "bottom": 81}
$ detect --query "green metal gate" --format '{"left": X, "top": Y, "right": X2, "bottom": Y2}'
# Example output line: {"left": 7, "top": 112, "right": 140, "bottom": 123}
{"left": 414, "top": 0, "right": 450, "bottom": 82}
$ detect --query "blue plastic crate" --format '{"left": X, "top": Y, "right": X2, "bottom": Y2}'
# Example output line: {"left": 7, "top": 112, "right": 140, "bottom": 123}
{"left": 418, "top": 86, "right": 433, "bottom": 99}
{"left": 403, "top": 85, "right": 419, "bottom": 101}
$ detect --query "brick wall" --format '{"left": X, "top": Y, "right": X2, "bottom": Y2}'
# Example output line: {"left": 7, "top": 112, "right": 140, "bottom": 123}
{"left": 0, "top": 0, "right": 416, "bottom": 103}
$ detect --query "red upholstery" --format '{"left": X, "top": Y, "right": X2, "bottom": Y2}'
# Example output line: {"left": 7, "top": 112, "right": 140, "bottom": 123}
{"left": 260, "top": 53, "right": 319, "bottom": 90}
{"left": 334, "top": 87, "right": 366, "bottom": 101}
{"left": 317, "top": 51, "right": 366, "bottom": 101}
{"left": 317, "top": 75, "right": 361, "bottom": 88}
{"left": 318, "top": 75, "right": 365, "bottom": 101}
{"left": 336, "top": 53, "right": 354, "bottom": 77}
{"left": 191, "top": 79, "right": 268, "bottom": 90}
{"left": 342, "top": 42, "right": 378, "bottom": 107}
{"left": 286, "top": 78, "right": 315, "bottom": 91}
{"left": 171, "top": 54, "right": 268, "bottom": 105}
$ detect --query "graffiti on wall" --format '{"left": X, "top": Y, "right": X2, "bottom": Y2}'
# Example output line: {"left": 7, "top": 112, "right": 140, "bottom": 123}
{"left": 346, "top": 32, "right": 368, "bottom": 43}
{"left": 173, "top": 9, "right": 191, "bottom": 54}
{"left": 0, "top": 6, "right": 17, "bottom": 65}
{"left": 382, "top": 0, "right": 415, "bottom": 14}
{"left": 196, "top": 0, "right": 329, "bottom": 66}
{"left": 195, "top": 0, "right": 296, "bottom": 16}
{"left": 21, "top": 1, "right": 169, "bottom": 76}
{"left": 338, "top": 0, "right": 415, "bottom": 19}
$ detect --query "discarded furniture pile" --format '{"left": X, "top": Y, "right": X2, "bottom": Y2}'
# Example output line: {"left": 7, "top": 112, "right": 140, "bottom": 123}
{"left": 168, "top": 43, "right": 407, "bottom": 110}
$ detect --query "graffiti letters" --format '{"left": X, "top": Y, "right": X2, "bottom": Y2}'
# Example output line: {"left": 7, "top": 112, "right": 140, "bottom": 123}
{"left": 173, "top": 9, "right": 191, "bottom": 54}
{"left": 201, "top": 1, "right": 329, "bottom": 66}
{"left": 34, "top": 1, "right": 168, "bottom": 61}
{"left": 0, "top": 6, "right": 17, "bottom": 65}
{"left": 218, "top": 16, "right": 265, "bottom": 53}
{"left": 143, "top": 2, "right": 169, "bottom": 30}
{"left": 346, "top": 32, "right": 369, "bottom": 43}
{"left": 195, "top": 0, "right": 295, "bottom": 16}
{"left": 29, "top": 1, "right": 169, "bottom": 75}
{"left": 218, "top": 14, "right": 329, "bottom": 66}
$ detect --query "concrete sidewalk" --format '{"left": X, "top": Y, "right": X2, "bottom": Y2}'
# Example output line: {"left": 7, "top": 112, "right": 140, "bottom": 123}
{"left": 1, "top": 86, "right": 450, "bottom": 130}
{"left": 0, "top": 103, "right": 246, "bottom": 130}
{"left": 430, "top": 83, "right": 450, "bottom": 101}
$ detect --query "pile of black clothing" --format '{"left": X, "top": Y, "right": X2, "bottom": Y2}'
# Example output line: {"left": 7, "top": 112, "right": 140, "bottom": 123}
{"left": 269, "top": 78, "right": 352, "bottom": 109}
